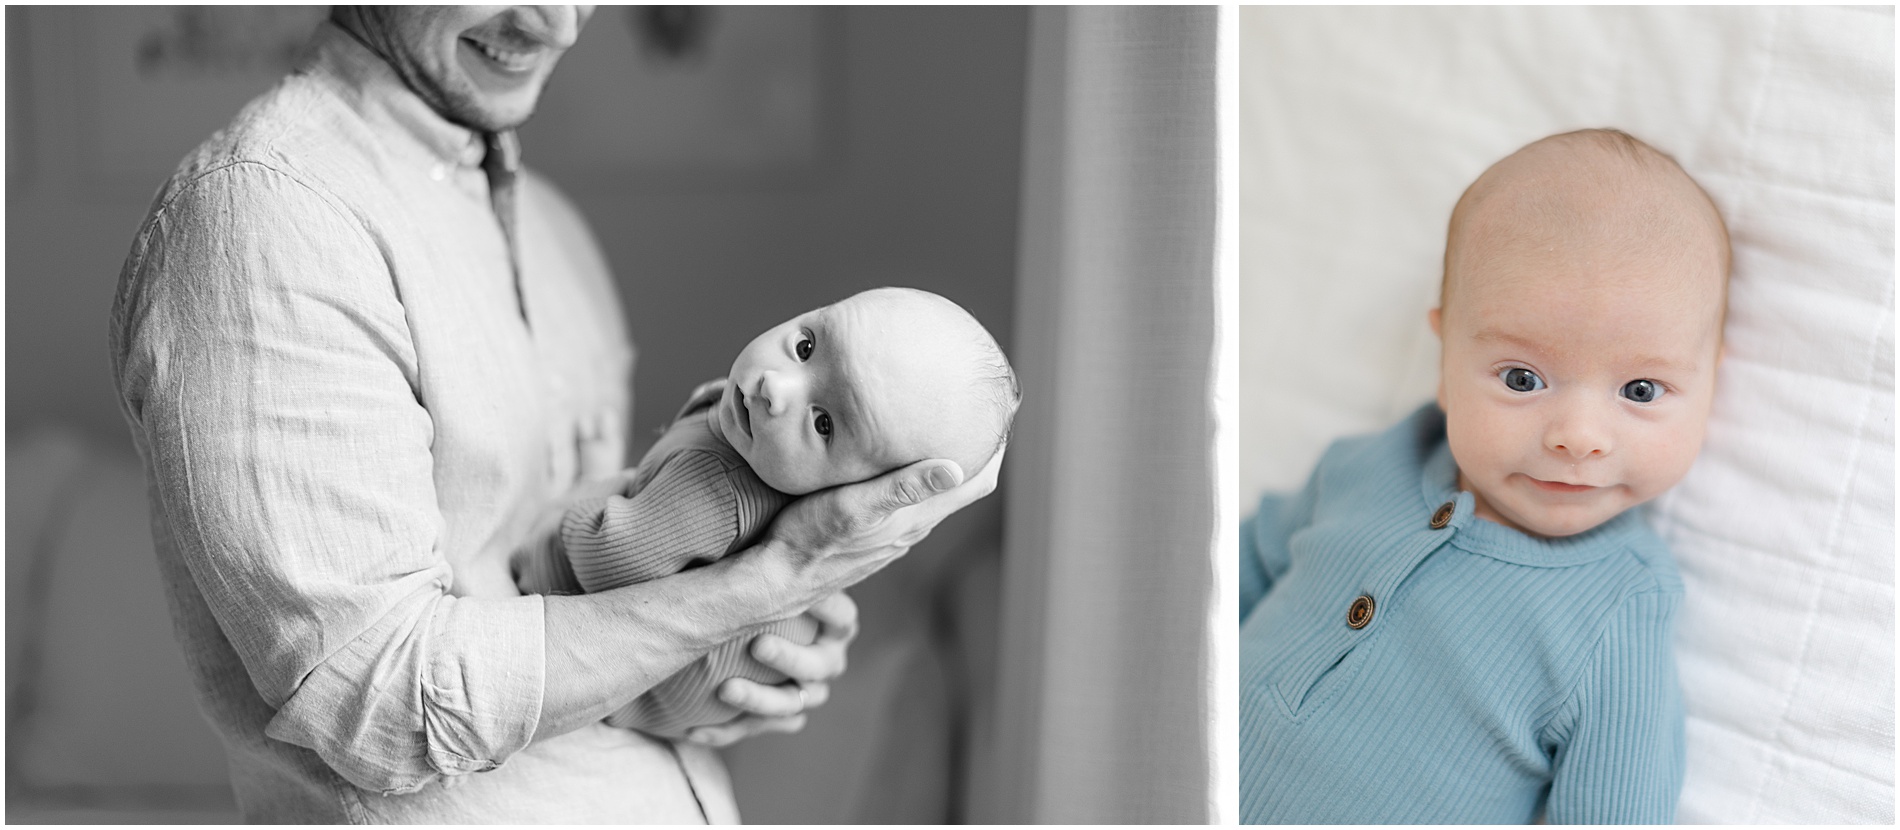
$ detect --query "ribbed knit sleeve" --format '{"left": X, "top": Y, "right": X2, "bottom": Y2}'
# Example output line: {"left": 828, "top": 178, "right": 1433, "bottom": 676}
{"left": 1240, "top": 477, "right": 1316, "bottom": 622}
{"left": 561, "top": 450, "right": 741, "bottom": 591}
{"left": 1543, "top": 589, "right": 1686, "bottom": 824}
{"left": 1239, "top": 513, "right": 1271, "bottom": 624}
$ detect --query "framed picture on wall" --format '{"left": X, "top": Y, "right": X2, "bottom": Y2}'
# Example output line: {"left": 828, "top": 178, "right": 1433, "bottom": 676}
{"left": 520, "top": 5, "right": 828, "bottom": 187}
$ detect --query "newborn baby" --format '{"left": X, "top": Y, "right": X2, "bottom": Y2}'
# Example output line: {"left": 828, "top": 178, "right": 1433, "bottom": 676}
{"left": 1239, "top": 130, "right": 1727, "bottom": 823}
{"left": 518, "top": 287, "right": 1018, "bottom": 739}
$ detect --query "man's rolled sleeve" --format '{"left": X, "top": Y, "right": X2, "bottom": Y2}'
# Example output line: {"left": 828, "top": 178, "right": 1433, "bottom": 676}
{"left": 267, "top": 593, "right": 546, "bottom": 792}
{"left": 115, "top": 161, "right": 546, "bottom": 795}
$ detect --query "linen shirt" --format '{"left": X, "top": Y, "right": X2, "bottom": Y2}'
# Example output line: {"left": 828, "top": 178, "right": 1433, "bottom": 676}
{"left": 109, "top": 22, "right": 738, "bottom": 823}
{"left": 1238, "top": 405, "right": 1685, "bottom": 823}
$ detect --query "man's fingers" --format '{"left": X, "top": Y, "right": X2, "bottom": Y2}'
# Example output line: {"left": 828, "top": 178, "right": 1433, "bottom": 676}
{"left": 859, "top": 459, "right": 964, "bottom": 518}
{"left": 718, "top": 677, "right": 831, "bottom": 716}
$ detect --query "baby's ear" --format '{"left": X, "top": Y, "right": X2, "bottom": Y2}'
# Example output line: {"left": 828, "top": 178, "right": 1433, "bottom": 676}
{"left": 1428, "top": 307, "right": 1443, "bottom": 338}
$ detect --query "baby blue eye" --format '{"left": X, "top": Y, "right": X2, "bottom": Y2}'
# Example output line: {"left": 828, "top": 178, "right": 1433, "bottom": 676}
{"left": 796, "top": 335, "right": 814, "bottom": 361}
{"left": 1499, "top": 367, "right": 1544, "bottom": 393}
{"left": 813, "top": 410, "right": 831, "bottom": 438}
{"left": 1622, "top": 379, "right": 1662, "bottom": 403}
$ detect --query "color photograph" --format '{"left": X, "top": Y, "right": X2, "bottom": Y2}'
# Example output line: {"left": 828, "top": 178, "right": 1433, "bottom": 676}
{"left": 1239, "top": 5, "right": 1892, "bottom": 824}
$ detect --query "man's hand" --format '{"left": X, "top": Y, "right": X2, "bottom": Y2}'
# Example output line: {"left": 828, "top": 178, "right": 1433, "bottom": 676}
{"left": 752, "top": 444, "right": 1006, "bottom": 618}
{"left": 683, "top": 447, "right": 1004, "bottom": 746}
{"left": 682, "top": 591, "right": 859, "bottom": 746}
{"left": 536, "top": 448, "right": 1002, "bottom": 745}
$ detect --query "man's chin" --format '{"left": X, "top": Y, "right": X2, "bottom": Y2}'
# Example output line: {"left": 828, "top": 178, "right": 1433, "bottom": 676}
{"left": 442, "top": 96, "right": 540, "bottom": 134}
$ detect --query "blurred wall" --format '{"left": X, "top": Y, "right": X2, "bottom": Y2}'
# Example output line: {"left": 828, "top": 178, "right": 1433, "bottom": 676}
{"left": 6, "top": 6, "right": 1025, "bottom": 823}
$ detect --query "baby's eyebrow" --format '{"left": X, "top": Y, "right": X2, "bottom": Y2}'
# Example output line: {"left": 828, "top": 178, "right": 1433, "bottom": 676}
{"left": 1623, "top": 354, "right": 1701, "bottom": 375}
{"left": 1471, "top": 328, "right": 1541, "bottom": 350}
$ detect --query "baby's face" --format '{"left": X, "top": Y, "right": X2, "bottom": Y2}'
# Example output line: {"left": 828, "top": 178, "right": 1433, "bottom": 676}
{"left": 1435, "top": 245, "right": 1722, "bottom": 538}
{"left": 714, "top": 289, "right": 993, "bottom": 495}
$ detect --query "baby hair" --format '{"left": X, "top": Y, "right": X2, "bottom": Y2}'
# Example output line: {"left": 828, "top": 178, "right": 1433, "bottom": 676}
{"left": 1441, "top": 128, "right": 1732, "bottom": 318}
{"left": 969, "top": 317, "right": 1022, "bottom": 469}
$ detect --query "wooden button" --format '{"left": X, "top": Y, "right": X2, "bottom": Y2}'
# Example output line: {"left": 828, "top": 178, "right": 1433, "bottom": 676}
{"left": 1347, "top": 594, "right": 1375, "bottom": 629}
{"left": 1430, "top": 501, "right": 1455, "bottom": 529}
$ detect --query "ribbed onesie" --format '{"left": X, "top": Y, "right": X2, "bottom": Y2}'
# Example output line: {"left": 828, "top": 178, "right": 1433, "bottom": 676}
{"left": 519, "top": 381, "right": 817, "bottom": 739}
{"left": 1239, "top": 404, "right": 1685, "bottom": 823}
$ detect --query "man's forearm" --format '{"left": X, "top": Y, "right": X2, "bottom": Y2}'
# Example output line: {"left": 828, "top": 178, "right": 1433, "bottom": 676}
{"left": 534, "top": 551, "right": 787, "bottom": 740}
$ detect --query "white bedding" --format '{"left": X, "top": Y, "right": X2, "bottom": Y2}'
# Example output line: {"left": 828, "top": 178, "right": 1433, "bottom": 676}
{"left": 1241, "top": 6, "right": 1893, "bottom": 823}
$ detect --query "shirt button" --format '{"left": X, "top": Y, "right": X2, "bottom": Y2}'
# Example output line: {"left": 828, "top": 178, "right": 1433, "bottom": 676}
{"left": 1430, "top": 501, "right": 1455, "bottom": 529}
{"left": 429, "top": 163, "right": 448, "bottom": 181}
{"left": 1347, "top": 594, "right": 1375, "bottom": 629}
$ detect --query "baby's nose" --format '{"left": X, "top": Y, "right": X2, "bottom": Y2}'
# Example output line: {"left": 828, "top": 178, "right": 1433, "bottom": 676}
{"left": 1546, "top": 414, "right": 1611, "bottom": 458}
{"left": 758, "top": 371, "right": 799, "bottom": 416}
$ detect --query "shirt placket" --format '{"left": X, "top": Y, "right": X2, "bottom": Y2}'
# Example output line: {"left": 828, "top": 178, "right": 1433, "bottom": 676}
{"left": 1274, "top": 491, "right": 1473, "bottom": 716}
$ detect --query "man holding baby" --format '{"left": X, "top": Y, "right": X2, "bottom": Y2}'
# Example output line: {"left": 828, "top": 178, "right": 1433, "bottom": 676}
{"left": 106, "top": 6, "right": 998, "bottom": 823}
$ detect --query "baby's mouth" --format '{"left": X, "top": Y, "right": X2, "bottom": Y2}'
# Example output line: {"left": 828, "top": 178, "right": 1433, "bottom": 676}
{"left": 730, "top": 382, "right": 753, "bottom": 439}
{"left": 1527, "top": 476, "right": 1597, "bottom": 493}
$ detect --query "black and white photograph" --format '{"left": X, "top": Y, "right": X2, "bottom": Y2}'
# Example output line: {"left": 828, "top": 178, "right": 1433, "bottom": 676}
{"left": 7, "top": 5, "right": 1231, "bottom": 824}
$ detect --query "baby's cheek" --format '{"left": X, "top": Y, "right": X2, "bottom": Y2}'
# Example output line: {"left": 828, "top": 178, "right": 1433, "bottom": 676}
{"left": 1447, "top": 404, "right": 1517, "bottom": 478}
{"left": 1625, "top": 421, "right": 1704, "bottom": 503}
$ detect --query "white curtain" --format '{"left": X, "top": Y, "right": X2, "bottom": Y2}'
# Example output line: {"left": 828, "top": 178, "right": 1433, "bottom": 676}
{"left": 970, "top": 6, "right": 1225, "bottom": 823}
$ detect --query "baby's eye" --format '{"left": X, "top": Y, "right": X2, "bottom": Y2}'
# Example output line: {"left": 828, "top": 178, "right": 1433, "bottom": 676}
{"left": 1499, "top": 367, "right": 1545, "bottom": 393}
{"left": 1621, "top": 379, "right": 1663, "bottom": 403}
{"left": 795, "top": 334, "right": 814, "bottom": 362}
{"left": 812, "top": 410, "right": 831, "bottom": 439}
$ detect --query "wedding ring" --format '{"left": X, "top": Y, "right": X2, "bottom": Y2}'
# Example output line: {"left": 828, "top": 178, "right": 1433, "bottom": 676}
{"left": 795, "top": 685, "right": 808, "bottom": 712}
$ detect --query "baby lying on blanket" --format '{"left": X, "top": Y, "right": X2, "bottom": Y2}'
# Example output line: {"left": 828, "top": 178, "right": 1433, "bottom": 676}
{"left": 1240, "top": 129, "right": 1728, "bottom": 823}
{"left": 517, "top": 287, "right": 1018, "bottom": 739}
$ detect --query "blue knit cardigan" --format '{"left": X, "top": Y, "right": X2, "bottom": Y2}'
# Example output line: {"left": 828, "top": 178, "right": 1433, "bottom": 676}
{"left": 1240, "top": 405, "right": 1684, "bottom": 824}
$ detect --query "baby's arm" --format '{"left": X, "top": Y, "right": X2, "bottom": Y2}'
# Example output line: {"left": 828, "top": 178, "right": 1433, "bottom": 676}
{"left": 1542, "top": 589, "right": 1685, "bottom": 823}
{"left": 1240, "top": 468, "right": 1318, "bottom": 623}
{"left": 561, "top": 450, "right": 741, "bottom": 591}
{"left": 510, "top": 471, "right": 636, "bottom": 596}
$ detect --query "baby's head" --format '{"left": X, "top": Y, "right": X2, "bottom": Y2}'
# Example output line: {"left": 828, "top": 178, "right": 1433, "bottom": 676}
{"left": 713, "top": 287, "right": 1019, "bottom": 495}
{"left": 1430, "top": 129, "right": 1729, "bottom": 537}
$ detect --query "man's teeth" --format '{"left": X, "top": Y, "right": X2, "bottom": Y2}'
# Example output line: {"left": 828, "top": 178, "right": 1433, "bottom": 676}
{"left": 472, "top": 40, "right": 535, "bottom": 70}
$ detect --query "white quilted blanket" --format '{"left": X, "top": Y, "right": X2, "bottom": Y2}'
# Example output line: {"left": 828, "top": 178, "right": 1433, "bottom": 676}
{"left": 1240, "top": 6, "right": 1893, "bottom": 823}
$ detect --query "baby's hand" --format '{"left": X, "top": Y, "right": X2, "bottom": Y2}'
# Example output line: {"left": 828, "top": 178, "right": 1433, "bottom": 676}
{"left": 684, "top": 592, "right": 858, "bottom": 747}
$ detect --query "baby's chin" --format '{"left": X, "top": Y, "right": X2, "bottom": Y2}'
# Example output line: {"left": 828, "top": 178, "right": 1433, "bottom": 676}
{"left": 1486, "top": 493, "right": 1627, "bottom": 539}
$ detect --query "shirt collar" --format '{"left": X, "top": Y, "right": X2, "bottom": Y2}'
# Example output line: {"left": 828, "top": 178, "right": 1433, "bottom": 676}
{"left": 299, "top": 21, "right": 489, "bottom": 170}
{"left": 1413, "top": 404, "right": 1642, "bottom": 567}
